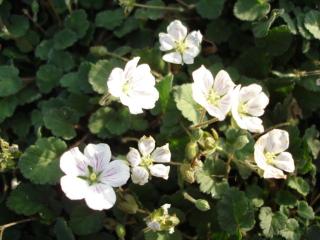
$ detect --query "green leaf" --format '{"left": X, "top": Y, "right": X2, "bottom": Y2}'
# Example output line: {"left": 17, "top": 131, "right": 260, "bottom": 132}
{"left": 233, "top": 0, "right": 270, "bottom": 21}
{"left": 114, "top": 17, "right": 139, "bottom": 38}
{"left": 195, "top": 158, "right": 228, "bottom": 198}
{"left": 259, "top": 207, "right": 287, "bottom": 238}
{"left": 6, "top": 183, "right": 46, "bottom": 216}
{"left": 303, "top": 125, "right": 320, "bottom": 159}
{"left": 253, "top": 9, "right": 284, "bottom": 38}
{"left": 256, "top": 25, "right": 293, "bottom": 56}
{"left": 297, "top": 201, "right": 315, "bottom": 220}
{"left": 60, "top": 62, "right": 92, "bottom": 93}
{"left": 174, "top": 83, "right": 202, "bottom": 124}
{"left": 48, "top": 50, "right": 75, "bottom": 72}
{"left": 53, "top": 29, "right": 78, "bottom": 50}
{"left": 54, "top": 218, "right": 75, "bottom": 240}
{"left": 0, "top": 15, "right": 29, "bottom": 39}
{"left": 95, "top": 9, "right": 125, "bottom": 30}
{"left": 275, "top": 190, "right": 297, "bottom": 206}
{"left": 134, "top": 0, "right": 166, "bottom": 20}
{"left": 287, "top": 176, "right": 310, "bottom": 196}
{"left": 206, "top": 19, "right": 233, "bottom": 44}
{"left": 65, "top": 9, "right": 89, "bottom": 39}
{"left": 217, "top": 188, "right": 255, "bottom": 234}
{"left": 152, "top": 74, "right": 173, "bottom": 114}
{"left": 18, "top": 137, "right": 67, "bottom": 184}
{"left": 69, "top": 205, "right": 105, "bottom": 235}
{"left": 304, "top": 10, "right": 320, "bottom": 40}
{"left": 145, "top": 231, "right": 182, "bottom": 240}
{"left": 35, "top": 39, "right": 54, "bottom": 60}
{"left": 89, "top": 59, "right": 122, "bottom": 94}
{"left": 196, "top": 0, "right": 225, "bottom": 19}
{"left": 0, "top": 65, "right": 22, "bottom": 97}
{"left": 280, "top": 218, "right": 301, "bottom": 240}
{"left": 36, "top": 64, "right": 63, "bottom": 93}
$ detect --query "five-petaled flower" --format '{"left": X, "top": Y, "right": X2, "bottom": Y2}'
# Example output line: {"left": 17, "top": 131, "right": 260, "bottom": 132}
{"left": 60, "top": 143, "right": 130, "bottom": 211}
{"left": 254, "top": 129, "right": 295, "bottom": 179}
{"left": 192, "top": 65, "right": 235, "bottom": 121}
{"left": 107, "top": 57, "right": 159, "bottom": 114}
{"left": 232, "top": 84, "right": 269, "bottom": 133}
{"left": 159, "top": 20, "right": 202, "bottom": 65}
{"left": 127, "top": 136, "right": 171, "bottom": 185}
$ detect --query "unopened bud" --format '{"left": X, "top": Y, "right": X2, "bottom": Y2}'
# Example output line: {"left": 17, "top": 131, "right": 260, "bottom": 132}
{"left": 185, "top": 141, "right": 199, "bottom": 161}
{"left": 180, "top": 163, "right": 195, "bottom": 184}
{"left": 195, "top": 199, "right": 210, "bottom": 212}
{"left": 211, "top": 129, "right": 219, "bottom": 140}
{"left": 204, "top": 136, "right": 215, "bottom": 149}
{"left": 115, "top": 224, "right": 126, "bottom": 239}
{"left": 117, "top": 193, "right": 138, "bottom": 214}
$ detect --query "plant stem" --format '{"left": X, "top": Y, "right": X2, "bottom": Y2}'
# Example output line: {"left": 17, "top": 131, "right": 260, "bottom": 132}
{"left": 46, "top": 0, "right": 62, "bottom": 26}
{"left": 182, "top": 191, "right": 196, "bottom": 203}
{"left": 133, "top": 3, "right": 184, "bottom": 12}
{"left": 167, "top": 161, "right": 183, "bottom": 166}
{"left": 189, "top": 118, "right": 218, "bottom": 130}
{"left": 0, "top": 218, "right": 35, "bottom": 240}
{"left": 136, "top": 208, "right": 150, "bottom": 214}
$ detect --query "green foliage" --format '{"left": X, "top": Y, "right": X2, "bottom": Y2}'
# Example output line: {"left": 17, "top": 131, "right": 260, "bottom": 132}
{"left": 18, "top": 137, "right": 67, "bottom": 184}
{"left": 0, "top": 0, "right": 319, "bottom": 239}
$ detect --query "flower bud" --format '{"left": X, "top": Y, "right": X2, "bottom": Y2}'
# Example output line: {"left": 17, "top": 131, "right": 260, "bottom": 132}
{"left": 180, "top": 163, "right": 195, "bottom": 184}
{"left": 117, "top": 193, "right": 138, "bottom": 214}
{"left": 195, "top": 199, "right": 211, "bottom": 212}
{"left": 185, "top": 141, "right": 199, "bottom": 161}
{"left": 211, "top": 128, "right": 219, "bottom": 140}
{"left": 204, "top": 136, "right": 215, "bottom": 149}
{"left": 115, "top": 224, "right": 126, "bottom": 240}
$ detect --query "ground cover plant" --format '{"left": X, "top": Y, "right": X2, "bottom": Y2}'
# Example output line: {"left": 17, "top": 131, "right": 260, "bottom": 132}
{"left": 0, "top": 0, "right": 320, "bottom": 239}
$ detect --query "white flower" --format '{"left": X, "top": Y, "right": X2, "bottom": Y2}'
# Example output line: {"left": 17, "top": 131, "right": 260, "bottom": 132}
{"left": 107, "top": 57, "right": 159, "bottom": 114}
{"left": 60, "top": 143, "right": 130, "bottom": 211}
{"left": 254, "top": 129, "right": 295, "bottom": 179}
{"left": 159, "top": 20, "right": 202, "bottom": 65}
{"left": 127, "top": 136, "right": 171, "bottom": 185}
{"left": 192, "top": 65, "right": 235, "bottom": 121}
{"left": 232, "top": 84, "right": 269, "bottom": 133}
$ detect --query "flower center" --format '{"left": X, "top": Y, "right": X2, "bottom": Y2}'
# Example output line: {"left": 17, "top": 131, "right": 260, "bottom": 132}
{"left": 122, "top": 82, "right": 131, "bottom": 94}
{"left": 89, "top": 172, "right": 98, "bottom": 182}
{"left": 238, "top": 102, "right": 248, "bottom": 116}
{"left": 265, "top": 152, "right": 276, "bottom": 164}
{"left": 141, "top": 155, "right": 154, "bottom": 168}
{"left": 207, "top": 89, "right": 220, "bottom": 106}
{"left": 175, "top": 40, "right": 187, "bottom": 54}
{"left": 78, "top": 165, "right": 101, "bottom": 185}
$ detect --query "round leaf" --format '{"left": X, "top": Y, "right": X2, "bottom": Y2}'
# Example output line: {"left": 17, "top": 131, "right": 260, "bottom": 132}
{"left": 234, "top": 0, "right": 270, "bottom": 21}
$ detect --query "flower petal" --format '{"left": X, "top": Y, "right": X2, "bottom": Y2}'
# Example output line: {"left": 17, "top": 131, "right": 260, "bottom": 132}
{"left": 217, "top": 91, "right": 233, "bottom": 118}
{"left": 60, "top": 175, "right": 88, "bottom": 200}
{"left": 167, "top": 20, "right": 187, "bottom": 41}
{"left": 107, "top": 68, "right": 125, "bottom": 98}
{"left": 204, "top": 103, "right": 226, "bottom": 121}
{"left": 182, "top": 53, "right": 195, "bottom": 64}
{"left": 162, "top": 52, "right": 182, "bottom": 64}
{"left": 246, "top": 92, "right": 269, "bottom": 117}
{"left": 185, "top": 30, "right": 203, "bottom": 49}
{"left": 60, "top": 147, "right": 88, "bottom": 176}
{"left": 273, "top": 152, "right": 295, "bottom": 173}
{"left": 239, "top": 84, "right": 262, "bottom": 103}
{"left": 254, "top": 139, "right": 269, "bottom": 170}
{"left": 127, "top": 147, "right": 142, "bottom": 167}
{"left": 265, "top": 129, "right": 289, "bottom": 154}
{"left": 138, "top": 136, "right": 156, "bottom": 156}
{"left": 241, "top": 116, "right": 264, "bottom": 133}
{"left": 213, "top": 70, "right": 235, "bottom": 96}
{"left": 84, "top": 184, "right": 116, "bottom": 210}
{"left": 263, "top": 166, "right": 287, "bottom": 179}
{"left": 124, "top": 57, "right": 140, "bottom": 79}
{"left": 131, "top": 166, "right": 149, "bottom": 185}
{"left": 192, "top": 65, "right": 213, "bottom": 106}
{"left": 151, "top": 144, "right": 171, "bottom": 163}
{"left": 159, "top": 33, "right": 175, "bottom": 51}
{"left": 100, "top": 160, "right": 130, "bottom": 187}
{"left": 84, "top": 143, "right": 112, "bottom": 172}
{"left": 149, "top": 164, "right": 170, "bottom": 180}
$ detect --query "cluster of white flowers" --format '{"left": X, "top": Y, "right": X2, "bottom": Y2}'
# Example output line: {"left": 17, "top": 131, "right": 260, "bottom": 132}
{"left": 191, "top": 65, "right": 269, "bottom": 133}
{"left": 60, "top": 19, "right": 295, "bottom": 228}
{"left": 60, "top": 139, "right": 171, "bottom": 211}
